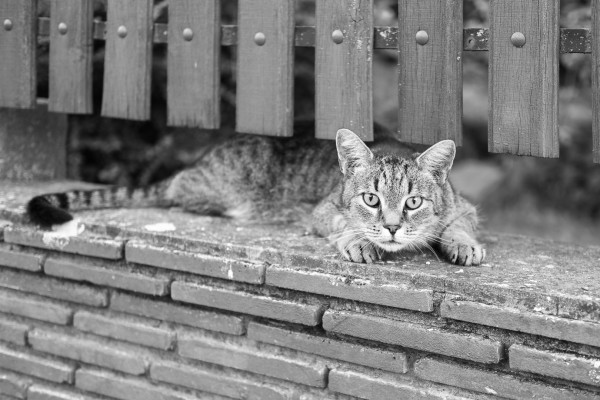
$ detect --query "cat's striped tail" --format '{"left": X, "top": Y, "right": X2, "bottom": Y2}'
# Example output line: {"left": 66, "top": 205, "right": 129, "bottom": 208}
{"left": 27, "top": 180, "right": 174, "bottom": 227}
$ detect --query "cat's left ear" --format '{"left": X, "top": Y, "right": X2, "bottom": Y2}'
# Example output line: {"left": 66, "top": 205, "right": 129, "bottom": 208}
{"left": 416, "top": 140, "right": 456, "bottom": 184}
{"left": 336, "top": 129, "right": 373, "bottom": 175}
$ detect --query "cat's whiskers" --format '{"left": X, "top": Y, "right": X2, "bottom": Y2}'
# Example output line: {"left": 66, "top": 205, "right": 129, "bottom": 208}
{"left": 413, "top": 237, "right": 441, "bottom": 262}
{"left": 329, "top": 230, "right": 367, "bottom": 244}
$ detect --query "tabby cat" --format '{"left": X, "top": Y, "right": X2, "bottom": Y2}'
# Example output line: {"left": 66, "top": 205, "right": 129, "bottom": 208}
{"left": 27, "top": 127, "right": 485, "bottom": 266}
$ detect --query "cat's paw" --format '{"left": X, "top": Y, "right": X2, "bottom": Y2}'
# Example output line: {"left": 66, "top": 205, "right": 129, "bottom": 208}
{"left": 336, "top": 237, "right": 379, "bottom": 263}
{"left": 442, "top": 243, "right": 486, "bottom": 266}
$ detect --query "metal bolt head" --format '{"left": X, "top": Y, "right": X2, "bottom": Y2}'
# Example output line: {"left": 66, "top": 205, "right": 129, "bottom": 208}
{"left": 254, "top": 32, "right": 266, "bottom": 46}
{"left": 117, "top": 25, "right": 128, "bottom": 38}
{"left": 511, "top": 32, "right": 526, "bottom": 47}
{"left": 332, "top": 29, "right": 344, "bottom": 44}
{"left": 183, "top": 28, "right": 193, "bottom": 41}
{"left": 416, "top": 30, "right": 429, "bottom": 45}
{"left": 3, "top": 19, "right": 12, "bottom": 31}
{"left": 58, "top": 22, "right": 68, "bottom": 35}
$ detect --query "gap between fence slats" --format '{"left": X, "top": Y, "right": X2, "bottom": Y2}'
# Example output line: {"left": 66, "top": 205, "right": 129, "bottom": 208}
{"left": 48, "top": 0, "right": 93, "bottom": 114}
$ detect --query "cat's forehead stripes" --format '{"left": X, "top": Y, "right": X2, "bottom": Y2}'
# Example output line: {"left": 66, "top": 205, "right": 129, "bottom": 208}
{"left": 369, "top": 157, "right": 414, "bottom": 206}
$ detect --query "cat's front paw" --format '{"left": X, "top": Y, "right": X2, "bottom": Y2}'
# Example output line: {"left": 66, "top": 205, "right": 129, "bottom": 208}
{"left": 442, "top": 243, "right": 486, "bottom": 266}
{"left": 336, "top": 236, "right": 379, "bottom": 263}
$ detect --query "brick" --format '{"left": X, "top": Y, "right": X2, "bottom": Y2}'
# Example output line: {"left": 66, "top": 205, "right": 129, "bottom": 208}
{"left": 29, "top": 329, "right": 148, "bottom": 375}
{"left": 323, "top": 310, "right": 503, "bottom": 364}
{"left": 329, "top": 367, "right": 476, "bottom": 400}
{"left": 441, "top": 299, "right": 600, "bottom": 347}
{"left": 0, "top": 344, "right": 74, "bottom": 384}
{"left": 171, "top": 281, "right": 324, "bottom": 326}
{"left": 151, "top": 361, "right": 291, "bottom": 400}
{"left": 3, "top": 227, "right": 123, "bottom": 260}
{"left": 0, "top": 268, "right": 108, "bottom": 307}
{"left": 0, "top": 245, "right": 44, "bottom": 272}
{"left": 126, "top": 242, "right": 265, "bottom": 284}
{"left": 74, "top": 310, "right": 176, "bottom": 350}
{"left": 0, "top": 369, "right": 31, "bottom": 399}
{"left": 247, "top": 322, "right": 407, "bottom": 374}
{"left": 415, "top": 357, "right": 600, "bottom": 400}
{"left": 45, "top": 257, "right": 170, "bottom": 296}
{"left": 110, "top": 291, "right": 244, "bottom": 335}
{"left": 267, "top": 266, "right": 433, "bottom": 312}
{"left": 0, "top": 317, "right": 29, "bottom": 345}
{"left": 178, "top": 331, "right": 327, "bottom": 387}
{"left": 76, "top": 368, "right": 229, "bottom": 400}
{"left": 28, "top": 384, "right": 107, "bottom": 400}
{"left": 0, "top": 289, "right": 72, "bottom": 325}
{"left": 509, "top": 344, "right": 600, "bottom": 387}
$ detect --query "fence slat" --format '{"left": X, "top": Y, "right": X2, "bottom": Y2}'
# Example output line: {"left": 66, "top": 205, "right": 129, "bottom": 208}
{"left": 236, "top": 0, "right": 294, "bottom": 136}
{"left": 167, "top": 0, "right": 220, "bottom": 128}
{"left": 397, "top": 0, "right": 463, "bottom": 145}
{"left": 593, "top": 0, "right": 600, "bottom": 163}
{"left": 489, "top": 0, "right": 559, "bottom": 157}
{"left": 315, "top": 0, "right": 373, "bottom": 141}
{"left": 0, "top": 0, "right": 37, "bottom": 109}
{"left": 101, "top": 0, "right": 153, "bottom": 121}
{"left": 49, "top": 0, "right": 93, "bottom": 114}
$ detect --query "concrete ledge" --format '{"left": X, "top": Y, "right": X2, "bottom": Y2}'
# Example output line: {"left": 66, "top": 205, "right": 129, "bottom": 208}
{"left": 1, "top": 180, "right": 600, "bottom": 399}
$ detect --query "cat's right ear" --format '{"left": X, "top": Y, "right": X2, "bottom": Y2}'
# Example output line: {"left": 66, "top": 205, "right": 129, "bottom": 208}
{"left": 336, "top": 129, "right": 373, "bottom": 175}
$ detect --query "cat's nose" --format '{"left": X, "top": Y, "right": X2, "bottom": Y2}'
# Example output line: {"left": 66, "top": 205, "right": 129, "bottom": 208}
{"left": 384, "top": 224, "right": 400, "bottom": 235}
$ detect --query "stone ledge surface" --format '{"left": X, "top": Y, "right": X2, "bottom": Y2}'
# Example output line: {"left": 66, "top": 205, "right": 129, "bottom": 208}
{"left": 1, "top": 180, "right": 600, "bottom": 400}
{"left": 1, "top": 180, "right": 599, "bottom": 322}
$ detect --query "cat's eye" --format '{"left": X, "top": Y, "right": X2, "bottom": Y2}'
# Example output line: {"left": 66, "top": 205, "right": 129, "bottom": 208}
{"left": 405, "top": 196, "right": 423, "bottom": 210}
{"left": 363, "top": 193, "right": 380, "bottom": 207}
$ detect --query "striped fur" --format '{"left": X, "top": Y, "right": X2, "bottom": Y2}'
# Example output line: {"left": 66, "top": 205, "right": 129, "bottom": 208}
{"left": 27, "top": 125, "right": 484, "bottom": 266}
{"left": 27, "top": 181, "right": 173, "bottom": 227}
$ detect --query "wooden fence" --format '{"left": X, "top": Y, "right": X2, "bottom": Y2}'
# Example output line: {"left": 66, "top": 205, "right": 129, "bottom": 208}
{"left": 0, "top": 0, "right": 598, "bottom": 170}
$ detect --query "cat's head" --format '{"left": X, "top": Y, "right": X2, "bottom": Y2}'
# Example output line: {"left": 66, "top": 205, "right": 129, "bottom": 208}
{"left": 336, "top": 128, "right": 455, "bottom": 253}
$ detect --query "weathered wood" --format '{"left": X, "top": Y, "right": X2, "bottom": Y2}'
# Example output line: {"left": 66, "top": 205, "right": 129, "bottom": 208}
{"left": 315, "top": 0, "right": 373, "bottom": 141}
{"left": 0, "top": 0, "right": 37, "bottom": 108}
{"left": 167, "top": 0, "right": 220, "bottom": 128}
{"left": 48, "top": 0, "right": 93, "bottom": 114}
{"left": 36, "top": 18, "right": 593, "bottom": 53}
{"left": 593, "top": 0, "right": 600, "bottom": 163}
{"left": 101, "top": 0, "right": 153, "bottom": 120}
{"left": 489, "top": 0, "right": 559, "bottom": 157}
{"left": 397, "top": 0, "right": 463, "bottom": 145}
{"left": 0, "top": 103, "right": 67, "bottom": 180}
{"left": 236, "top": 0, "right": 294, "bottom": 136}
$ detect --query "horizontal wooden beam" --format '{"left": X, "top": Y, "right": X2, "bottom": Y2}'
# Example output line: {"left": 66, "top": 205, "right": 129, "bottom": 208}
{"left": 37, "top": 18, "right": 591, "bottom": 53}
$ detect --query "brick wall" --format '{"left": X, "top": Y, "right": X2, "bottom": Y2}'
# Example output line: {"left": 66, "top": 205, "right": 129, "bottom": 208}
{"left": 0, "top": 221, "right": 600, "bottom": 400}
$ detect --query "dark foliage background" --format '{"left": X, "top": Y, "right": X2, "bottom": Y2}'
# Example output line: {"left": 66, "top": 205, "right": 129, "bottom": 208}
{"left": 36, "top": 0, "right": 600, "bottom": 243}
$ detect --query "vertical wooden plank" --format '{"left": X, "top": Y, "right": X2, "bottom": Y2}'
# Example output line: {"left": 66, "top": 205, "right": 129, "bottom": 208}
{"left": 593, "top": 0, "right": 600, "bottom": 163}
{"left": 102, "top": 0, "right": 153, "bottom": 120}
{"left": 236, "top": 0, "right": 294, "bottom": 137}
{"left": 0, "top": 0, "right": 37, "bottom": 109}
{"left": 489, "top": 0, "right": 559, "bottom": 157}
{"left": 49, "top": 0, "right": 93, "bottom": 114}
{"left": 397, "top": 0, "right": 463, "bottom": 145}
{"left": 0, "top": 103, "right": 67, "bottom": 180}
{"left": 167, "top": 0, "right": 220, "bottom": 128}
{"left": 315, "top": 0, "right": 373, "bottom": 141}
